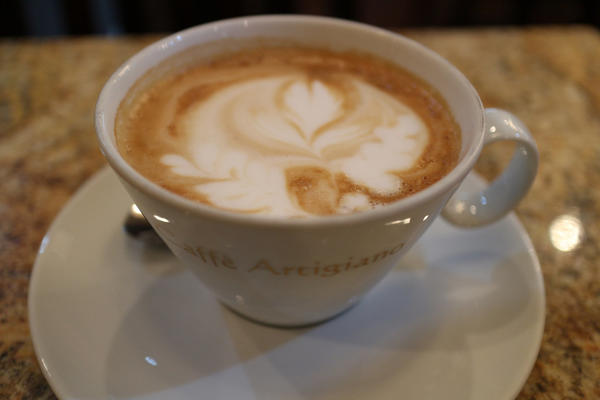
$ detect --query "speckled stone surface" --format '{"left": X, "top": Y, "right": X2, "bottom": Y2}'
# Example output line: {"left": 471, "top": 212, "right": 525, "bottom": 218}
{"left": 1, "top": 27, "right": 599, "bottom": 399}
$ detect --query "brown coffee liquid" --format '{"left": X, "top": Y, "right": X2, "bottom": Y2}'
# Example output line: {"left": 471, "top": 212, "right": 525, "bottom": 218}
{"left": 116, "top": 46, "right": 461, "bottom": 216}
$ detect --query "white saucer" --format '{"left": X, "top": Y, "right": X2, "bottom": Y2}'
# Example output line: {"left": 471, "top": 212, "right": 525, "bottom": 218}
{"left": 29, "top": 167, "right": 545, "bottom": 400}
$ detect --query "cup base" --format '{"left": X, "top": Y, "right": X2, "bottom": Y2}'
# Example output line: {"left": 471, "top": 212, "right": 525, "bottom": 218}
{"left": 220, "top": 300, "right": 361, "bottom": 328}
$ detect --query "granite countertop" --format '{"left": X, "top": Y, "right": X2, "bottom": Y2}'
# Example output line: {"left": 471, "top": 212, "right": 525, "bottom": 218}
{"left": 1, "top": 26, "right": 599, "bottom": 399}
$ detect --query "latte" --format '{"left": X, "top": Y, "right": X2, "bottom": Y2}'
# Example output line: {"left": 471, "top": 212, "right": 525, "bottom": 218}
{"left": 115, "top": 46, "right": 460, "bottom": 216}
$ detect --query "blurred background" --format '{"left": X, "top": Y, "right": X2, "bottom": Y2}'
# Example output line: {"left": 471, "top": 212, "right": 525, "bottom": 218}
{"left": 1, "top": 0, "right": 599, "bottom": 37}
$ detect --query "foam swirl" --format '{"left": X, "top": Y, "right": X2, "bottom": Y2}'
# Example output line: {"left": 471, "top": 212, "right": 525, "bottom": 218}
{"left": 116, "top": 48, "right": 460, "bottom": 216}
{"left": 160, "top": 73, "right": 427, "bottom": 215}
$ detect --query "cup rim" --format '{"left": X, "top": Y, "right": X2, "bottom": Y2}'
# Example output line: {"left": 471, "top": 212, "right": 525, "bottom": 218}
{"left": 95, "top": 14, "right": 485, "bottom": 228}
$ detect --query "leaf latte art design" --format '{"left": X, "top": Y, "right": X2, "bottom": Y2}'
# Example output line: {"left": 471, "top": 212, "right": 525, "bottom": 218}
{"left": 116, "top": 48, "right": 461, "bottom": 216}
{"left": 161, "top": 73, "right": 428, "bottom": 216}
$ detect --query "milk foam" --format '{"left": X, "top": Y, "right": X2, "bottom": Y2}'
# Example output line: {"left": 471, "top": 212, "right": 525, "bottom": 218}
{"left": 160, "top": 72, "right": 428, "bottom": 216}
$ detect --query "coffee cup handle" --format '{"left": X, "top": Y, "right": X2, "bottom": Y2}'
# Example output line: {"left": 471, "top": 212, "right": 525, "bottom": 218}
{"left": 441, "top": 108, "right": 538, "bottom": 227}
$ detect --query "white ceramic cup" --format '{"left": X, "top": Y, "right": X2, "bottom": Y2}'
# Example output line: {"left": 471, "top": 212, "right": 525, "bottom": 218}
{"left": 96, "top": 15, "right": 538, "bottom": 326}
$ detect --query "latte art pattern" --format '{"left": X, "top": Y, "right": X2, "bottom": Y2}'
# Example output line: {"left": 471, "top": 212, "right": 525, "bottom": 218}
{"left": 116, "top": 47, "right": 460, "bottom": 216}
{"left": 162, "top": 74, "right": 427, "bottom": 215}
